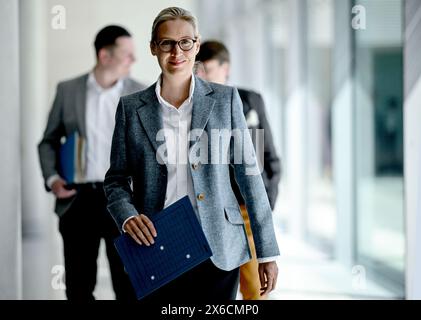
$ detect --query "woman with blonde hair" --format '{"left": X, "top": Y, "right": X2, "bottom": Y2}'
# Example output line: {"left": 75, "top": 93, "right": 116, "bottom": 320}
{"left": 104, "top": 7, "right": 279, "bottom": 300}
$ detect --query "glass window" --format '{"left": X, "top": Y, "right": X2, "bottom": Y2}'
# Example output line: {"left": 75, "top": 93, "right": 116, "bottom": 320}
{"left": 353, "top": 0, "right": 405, "bottom": 296}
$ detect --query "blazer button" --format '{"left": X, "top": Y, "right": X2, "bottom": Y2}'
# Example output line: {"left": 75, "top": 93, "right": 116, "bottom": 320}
{"left": 197, "top": 193, "right": 205, "bottom": 201}
{"left": 192, "top": 163, "right": 199, "bottom": 170}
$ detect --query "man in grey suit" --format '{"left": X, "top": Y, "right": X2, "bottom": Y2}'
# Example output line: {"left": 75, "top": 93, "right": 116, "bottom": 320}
{"left": 104, "top": 7, "right": 279, "bottom": 301}
{"left": 38, "top": 25, "right": 145, "bottom": 300}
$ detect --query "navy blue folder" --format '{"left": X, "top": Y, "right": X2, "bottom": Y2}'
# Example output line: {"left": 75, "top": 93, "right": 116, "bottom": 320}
{"left": 114, "top": 196, "right": 213, "bottom": 300}
{"left": 58, "top": 131, "right": 85, "bottom": 184}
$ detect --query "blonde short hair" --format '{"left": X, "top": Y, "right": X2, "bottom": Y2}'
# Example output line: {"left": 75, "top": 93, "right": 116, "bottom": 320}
{"left": 151, "top": 7, "right": 199, "bottom": 43}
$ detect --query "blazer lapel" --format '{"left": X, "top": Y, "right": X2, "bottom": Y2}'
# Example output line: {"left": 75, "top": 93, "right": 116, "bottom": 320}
{"left": 75, "top": 74, "right": 88, "bottom": 138}
{"left": 136, "top": 84, "right": 164, "bottom": 153}
{"left": 190, "top": 77, "right": 215, "bottom": 148}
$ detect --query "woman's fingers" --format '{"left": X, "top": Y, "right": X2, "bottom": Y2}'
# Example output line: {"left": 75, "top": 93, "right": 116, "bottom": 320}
{"left": 126, "top": 214, "right": 157, "bottom": 246}
{"left": 126, "top": 221, "right": 145, "bottom": 245}
{"left": 141, "top": 214, "right": 157, "bottom": 237}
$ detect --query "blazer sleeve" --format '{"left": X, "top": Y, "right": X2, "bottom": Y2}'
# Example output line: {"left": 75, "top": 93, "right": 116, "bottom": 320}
{"left": 229, "top": 88, "right": 280, "bottom": 259}
{"left": 253, "top": 93, "right": 281, "bottom": 209}
{"left": 38, "top": 83, "right": 66, "bottom": 191}
{"left": 104, "top": 98, "right": 139, "bottom": 232}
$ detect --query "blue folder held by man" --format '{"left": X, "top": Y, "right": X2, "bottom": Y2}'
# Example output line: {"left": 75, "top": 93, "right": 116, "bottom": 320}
{"left": 114, "top": 196, "right": 213, "bottom": 300}
{"left": 58, "top": 131, "right": 85, "bottom": 184}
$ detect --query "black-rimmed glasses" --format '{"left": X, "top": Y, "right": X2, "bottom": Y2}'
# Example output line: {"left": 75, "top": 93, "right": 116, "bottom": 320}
{"left": 155, "top": 38, "right": 197, "bottom": 52}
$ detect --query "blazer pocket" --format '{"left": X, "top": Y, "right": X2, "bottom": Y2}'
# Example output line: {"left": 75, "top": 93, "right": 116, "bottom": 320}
{"left": 224, "top": 207, "right": 245, "bottom": 225}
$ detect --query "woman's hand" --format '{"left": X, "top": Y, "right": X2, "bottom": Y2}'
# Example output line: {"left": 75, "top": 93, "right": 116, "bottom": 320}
{"left": 258, "top": 261, "right": 278, "bottom": 296}
{"left": 124, "top": 214, "right": 157, "bottom": 246}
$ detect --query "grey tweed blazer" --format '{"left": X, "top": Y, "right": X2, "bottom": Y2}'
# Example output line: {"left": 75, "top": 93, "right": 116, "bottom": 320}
{"left": 104, "top": 76, "right": 280, "bottom": 271}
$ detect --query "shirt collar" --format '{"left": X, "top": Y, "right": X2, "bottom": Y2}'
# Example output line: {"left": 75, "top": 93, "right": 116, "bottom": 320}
{"left": 155, "top": 74, "right": 195, "bottom": 111}
{"left": 87, "top": 71, "right": 124, "bottom": 93}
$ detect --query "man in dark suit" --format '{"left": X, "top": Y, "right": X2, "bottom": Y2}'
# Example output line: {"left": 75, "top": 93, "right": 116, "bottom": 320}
{"left": 196, "top": 40, "right": 281, "bottom": 300}
{"left": 38, "top": 25, "right": 145, "bottom": 300}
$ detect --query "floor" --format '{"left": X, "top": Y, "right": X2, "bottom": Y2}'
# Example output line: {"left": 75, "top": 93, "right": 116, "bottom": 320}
{"left": 22, "top": 214, "right": 399, "bottom": 300}
{"left": 269, "top": 231, "right": 398, "bottom": 300}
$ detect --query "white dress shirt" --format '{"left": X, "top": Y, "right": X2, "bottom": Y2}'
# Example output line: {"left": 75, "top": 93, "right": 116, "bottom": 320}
{"left": 155, "top": 74, "right": 198, "bottom": 211}
{"left": 85, "top": 72, "right": 123, "bottom": 182}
